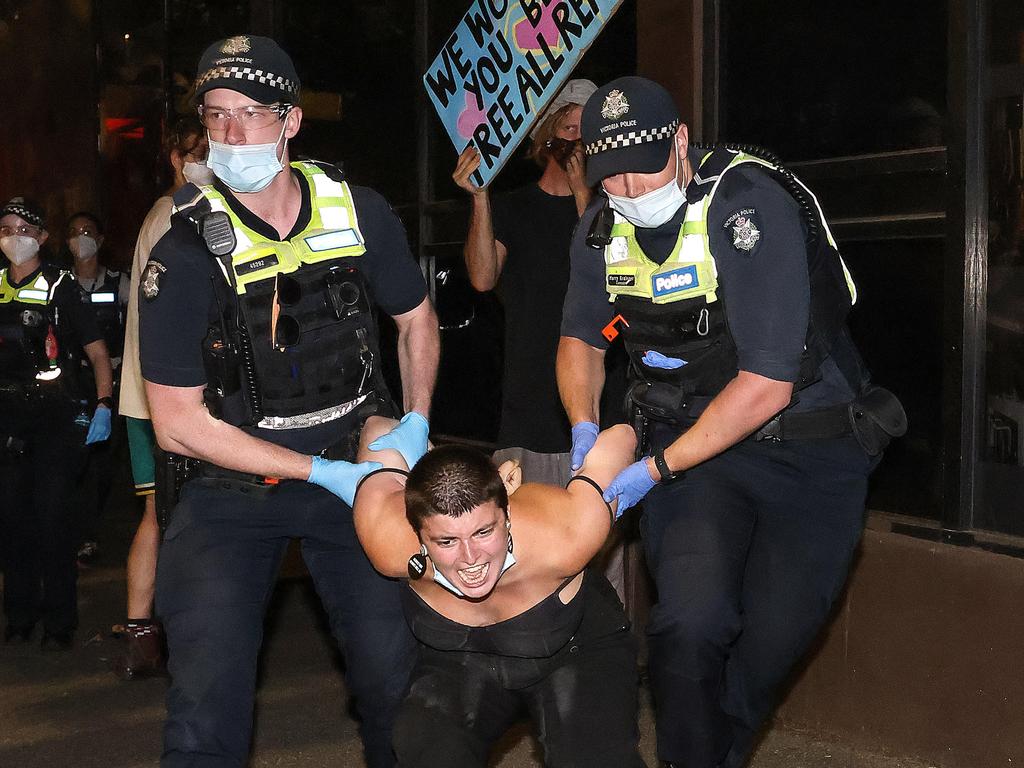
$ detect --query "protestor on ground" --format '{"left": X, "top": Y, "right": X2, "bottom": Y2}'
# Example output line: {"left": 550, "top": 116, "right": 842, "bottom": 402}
{"left": 139, "top": 35, "right": 439, "bottom": 768}
{"left": 351, "top": 416, "right": 645, "bottom": 768}
{"left": 0, "top": 196, "right": 114, "bottom": 651}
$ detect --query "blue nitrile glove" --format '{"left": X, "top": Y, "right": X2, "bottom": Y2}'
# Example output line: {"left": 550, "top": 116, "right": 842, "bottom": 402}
{"left": 570, "top": 421, "right": 600, "bottom": 472}
{"left": 368, "top": 412, "right": 430, "bottom": 469}
{"left": 641, "top": 350, "right": 687, "bottom": 369}
{"left": 603, "top": 458, "right": 658, "bottom": 517}
{"left": 308, "top": 456, "right": 382, "bottom": 507}
{"left": 85, "top": 407, "right": 112, "bottom": 445}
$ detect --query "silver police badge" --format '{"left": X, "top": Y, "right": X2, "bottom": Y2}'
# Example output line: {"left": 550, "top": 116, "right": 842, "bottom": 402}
{"left": 601, "top": 89, "right": 630, "bottom": 120}
{"left": 221, "top": 36, "right": 251, "bottom": 55}
{"left": 731, "top": 216, "right": 761, "bottom": 251}
{"left": 141, "top": 260, "right": 167, "bottom": 300}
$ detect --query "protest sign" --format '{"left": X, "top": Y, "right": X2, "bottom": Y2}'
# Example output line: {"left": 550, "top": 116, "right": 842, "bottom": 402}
{"left": 424, "top": 0, "right": 624, "bottom": 187}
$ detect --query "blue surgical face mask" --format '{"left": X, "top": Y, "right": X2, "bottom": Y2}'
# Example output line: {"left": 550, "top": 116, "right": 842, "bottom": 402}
{"left": 206, "top": 121, "right": 288, "bottom": 194}
{"left": 431, "top": 549, "right": 517, "bottom": 598}
{"left": 604, "top": 145, "right": 686, "bottom": 229}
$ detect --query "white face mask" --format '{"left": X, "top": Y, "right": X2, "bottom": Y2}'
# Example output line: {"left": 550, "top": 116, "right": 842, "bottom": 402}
{"left": 205, "top": 122, "right": 288, "bottom": 194}
{"left": 70, "top": 234, "right": 98, "bottom": 261}
{"left": 1, "top": 235, "right": 41, "bottom": 266}
{"left": 604, "top": 146, "right": 686, "bottom": 229}
{"left": 182, "top": 161, "right": 216, "bottom": 186}
{"left": 431, "top": 549, "right": 517, "bottom": 598}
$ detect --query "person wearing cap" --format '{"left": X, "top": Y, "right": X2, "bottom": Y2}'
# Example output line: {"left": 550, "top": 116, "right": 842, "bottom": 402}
{"left": 0, "top": 196, "right": 114, "bottom": 651}
{"left": 452, "top": 78, "right": 596, "bottom": 485}
{"left": 138, "top": 35, "right": 438, "bottom": 768}
{"left": 558, "top": 76, "right": 890, "bottom": 767}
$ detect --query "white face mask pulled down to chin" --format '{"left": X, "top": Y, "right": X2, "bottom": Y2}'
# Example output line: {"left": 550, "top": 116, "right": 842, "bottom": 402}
{"left": 603, "top": 145, "right": 686, "bottom": 229}
{"left": 1, "top": 235, "right": 41, "bottom": 266}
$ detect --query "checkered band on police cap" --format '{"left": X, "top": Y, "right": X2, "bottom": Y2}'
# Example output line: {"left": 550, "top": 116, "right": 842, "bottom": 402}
{"left": 581, "top": 76, "right": 682, "bottom": 186}
{"left": 194, "top": 35, "right": 300, "bottom": 105}
{"left": 1, "top": 197, "right": 45, "bottom": 228}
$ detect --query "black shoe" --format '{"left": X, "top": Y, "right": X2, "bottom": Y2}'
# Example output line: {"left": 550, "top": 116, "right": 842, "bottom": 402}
{"left": 40, "top": 631, "right": 74, "bottom": 652}
{"left": 4, "top": 625, "right": 34, "bottom": 645}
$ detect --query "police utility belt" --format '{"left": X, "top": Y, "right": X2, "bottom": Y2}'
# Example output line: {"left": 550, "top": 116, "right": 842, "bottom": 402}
{"left": 631, "top": 381, "right": 907, "bottom": 457}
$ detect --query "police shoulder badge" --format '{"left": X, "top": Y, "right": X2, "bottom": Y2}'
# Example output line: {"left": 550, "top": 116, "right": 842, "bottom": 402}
{"left": 601, "top": 90, "right": 630, "bottom": 120}
{"left": 731, "top": 215, "right": 761, "bottom": 252}
{"left": 141, "top": 260, "right": 167, "bottom": 300}
{"left": 220, "top": 36, "right": 251, "bottom": 55}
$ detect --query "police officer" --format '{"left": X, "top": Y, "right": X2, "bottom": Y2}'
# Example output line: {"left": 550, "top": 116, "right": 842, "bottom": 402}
{"left": 138, "top": 36, "right": 439, "bottom": 768}
{"left": 558, "top": 78, "right": 901, "bottom": 767}
{"left": 67, "top": 211, "right": 130, "bottom": 564}
{"left": 0, "top": 197, "right": 114, "bottom": 650}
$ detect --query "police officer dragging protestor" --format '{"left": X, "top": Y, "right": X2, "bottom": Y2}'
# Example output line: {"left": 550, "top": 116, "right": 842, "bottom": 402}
{"left": 557, "top": 77, "right": 906, "bottom": 767}
{"left": 0, "top": 197, "right": 114, "bottom": 650}
{"left": 138, "top": 36, "right": 439, "bottom": 768}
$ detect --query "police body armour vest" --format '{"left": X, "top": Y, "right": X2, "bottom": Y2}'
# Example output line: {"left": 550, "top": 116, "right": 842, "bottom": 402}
{"left": 78, "top": 268, "right": 125, "bottom": 359}
{"left": 0, "top": 265, "right": 75, "bottom": 383}
{"left": 175, "top": 161, "right": 382, "bottom": 430}
{"left": 603, "top": 147, "right": 857, "bottom": 401}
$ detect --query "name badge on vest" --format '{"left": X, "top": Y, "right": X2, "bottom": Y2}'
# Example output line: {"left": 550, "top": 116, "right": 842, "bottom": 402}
{"left": 607, "top": 273, "right": 636, "bottom": 288}
{"left": 652, "top": 265, "right": 700, "bottom": 298}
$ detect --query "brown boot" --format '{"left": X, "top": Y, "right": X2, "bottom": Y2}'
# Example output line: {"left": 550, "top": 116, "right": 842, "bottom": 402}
{"left": 112, "top": 621, "right": 168, "bottom": 680}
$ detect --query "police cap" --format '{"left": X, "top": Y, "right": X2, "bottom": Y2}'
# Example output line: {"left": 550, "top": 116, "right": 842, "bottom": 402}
{"left": 1, "top": 197, "right": 45, "bottom": 229}
{"left": 581, "top": 76, "right": 681, "bottom": 186}
{"left": 194, "top": 35, "right": 300, "bottom": 106}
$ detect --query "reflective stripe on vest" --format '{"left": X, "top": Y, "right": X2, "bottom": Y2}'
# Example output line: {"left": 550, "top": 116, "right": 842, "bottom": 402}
{"left": 0, "top": 268, "right": 72, "bottom": 305}
{"left": 603, "top": 151, "right": 857, "bottom": 306}
{"left": 175, "top": 161, "right": 367, "bottom": 295}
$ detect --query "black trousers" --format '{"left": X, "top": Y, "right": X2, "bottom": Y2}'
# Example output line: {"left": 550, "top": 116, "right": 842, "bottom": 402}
{"left": 156, "top": 478, "right": 416, "bottom": 768}
{"left": 0, "top": 397, "right": 85, "bottom": 635}
{"left": 393, "top": 575, "right": 645, "bottom": 768}
{"left": 641, "top": 432, "right": 876, "bottom": 768}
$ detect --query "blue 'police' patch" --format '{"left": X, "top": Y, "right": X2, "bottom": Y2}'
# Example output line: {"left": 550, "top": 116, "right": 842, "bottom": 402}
{"left": 652, "top": 265, "right": 699, "bottom": 298}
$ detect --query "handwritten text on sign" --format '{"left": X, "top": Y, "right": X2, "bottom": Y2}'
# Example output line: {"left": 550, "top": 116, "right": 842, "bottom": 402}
{"left": 424, "top": 0, "right": 623, "bottom": 187}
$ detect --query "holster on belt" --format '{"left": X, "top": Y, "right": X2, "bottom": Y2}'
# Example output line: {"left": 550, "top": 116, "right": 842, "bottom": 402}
{"left": 155, "top": 450, "right": 200, "bottom": 532}
{"left": 754, "top": 386, "right": 907, "bottom": 456}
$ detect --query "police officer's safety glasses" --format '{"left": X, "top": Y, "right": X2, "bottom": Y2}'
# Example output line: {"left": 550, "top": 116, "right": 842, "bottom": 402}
{"left": 198, "top": 103, "right": 292, "bottom": 132}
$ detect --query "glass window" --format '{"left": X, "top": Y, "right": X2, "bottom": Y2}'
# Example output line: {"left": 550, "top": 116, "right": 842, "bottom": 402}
{"left": 719, "top": 0, "right": 946, "bottom": 161}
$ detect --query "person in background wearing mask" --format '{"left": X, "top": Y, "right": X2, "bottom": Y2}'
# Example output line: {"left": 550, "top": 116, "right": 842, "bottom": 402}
{"left": 453, "top": 79, "right": 597, "bottom": 486}
{"left": 0, "top": 197, "right": 113, "bottom": 651}
{"left": 139, "top": 36, "right": 438, "bottom": 767}
{"left": 559, "top": 77, "right": 900, "bottom": 767}
{"left": 112, "top": 114, "right": 209, "bottom": 679}
{"left": 66, "top": 211, "right": 130, "bottom": 567}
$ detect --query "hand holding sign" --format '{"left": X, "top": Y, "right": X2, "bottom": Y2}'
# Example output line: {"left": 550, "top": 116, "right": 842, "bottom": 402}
{"left": 453, "top": 145, "right": 485, "bottom": 194}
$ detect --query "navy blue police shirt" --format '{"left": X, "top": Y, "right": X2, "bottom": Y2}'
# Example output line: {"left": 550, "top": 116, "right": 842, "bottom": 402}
{"left": 138, "top": 168, "right": 427, "bottom": 453}
{"left": 560, "top": 148, "right": 858, "bottom": 413}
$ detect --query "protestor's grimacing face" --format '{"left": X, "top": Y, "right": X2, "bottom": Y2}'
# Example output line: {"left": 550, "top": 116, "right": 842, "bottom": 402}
{"left": 420, "top": 501, "right": 511, "bottom": 599}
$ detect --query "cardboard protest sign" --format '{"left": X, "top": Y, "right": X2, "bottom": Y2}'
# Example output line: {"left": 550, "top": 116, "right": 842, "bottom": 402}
{"left": 424, "top": 0, "right": 624, "bottom": 187}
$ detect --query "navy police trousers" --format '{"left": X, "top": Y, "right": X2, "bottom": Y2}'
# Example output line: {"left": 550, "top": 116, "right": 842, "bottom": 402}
{"left": 156, "top": 478, "right": 415, "bottom": 768}
{"left": 641, "top": 432, "right": 876, "bottom": 768}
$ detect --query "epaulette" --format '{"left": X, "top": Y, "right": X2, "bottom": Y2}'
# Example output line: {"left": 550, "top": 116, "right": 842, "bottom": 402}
{"left": 300, "top": 158, "right": 346, "bottom": 183}
{"left": 172, "top": 182, "right": 208, "bottom": 213}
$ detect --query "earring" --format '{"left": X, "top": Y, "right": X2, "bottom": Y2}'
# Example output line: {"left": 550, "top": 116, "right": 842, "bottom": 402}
{"left": 408, "top": 543, "right": 428, "bottom": 580}
{"left": 506, "top": 519, "right": 513, "bottom": 555}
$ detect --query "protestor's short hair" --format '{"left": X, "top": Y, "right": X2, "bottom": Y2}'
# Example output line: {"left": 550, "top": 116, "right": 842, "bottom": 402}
{"left": 405, "top": 445, "right": 508, "bottom": 533}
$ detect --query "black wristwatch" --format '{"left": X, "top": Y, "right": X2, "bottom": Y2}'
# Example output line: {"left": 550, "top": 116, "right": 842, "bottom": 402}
{"left": 96, "top": 396, "right": 114, "bottom": 409}
{"left": 652, "top": 449, "right": 678, "bottom": 482}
